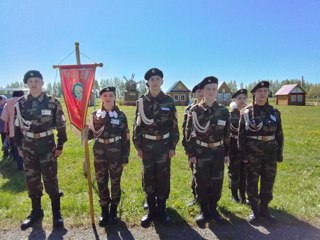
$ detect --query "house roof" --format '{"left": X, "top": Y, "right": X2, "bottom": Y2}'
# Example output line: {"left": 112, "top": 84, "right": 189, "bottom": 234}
{"left": 218, "top": 81, "right": 232, "bottom": 93}
{"left": 274, "top": 84, "right": 305, "bottom": 95}
{"left": 166, "top": 81, "right": 190, "bottom": 93}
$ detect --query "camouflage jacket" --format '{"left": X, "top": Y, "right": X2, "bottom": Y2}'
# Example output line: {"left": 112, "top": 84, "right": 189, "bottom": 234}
{"left": 14, "top": 92, "right": 67, "bottom": 152}
{"left": 88, "top": 105, "right": 130, "bottom": 163}
{"left": 230, "top": 108, "right": 240, "bottom": 136}
{"left": 184, "top": 101, "right": 230, "bottom": 157}
{"left": 238, "top": 104, "right": 284, "bottom": 162}
{"left": 182, "top": 102, "right": 195, "bottom": 148}
{"left": 132, "top": 90, "right": 179, "bottom": 150}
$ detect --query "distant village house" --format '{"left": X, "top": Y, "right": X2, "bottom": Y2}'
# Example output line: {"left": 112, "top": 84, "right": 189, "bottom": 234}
{"left": 274, "top": 84, "right": 306, "bottom": 105}
{"left": 166, "top": 81, "right": 190, "bottom": 106}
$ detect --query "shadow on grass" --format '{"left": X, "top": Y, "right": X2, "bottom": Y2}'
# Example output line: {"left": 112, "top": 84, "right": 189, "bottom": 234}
{"left": 206, "top": 205, "right": 320, "bottom": 240}
{"left": 153, "top": 208, "right": 207, "bottom": 240}
{"left": 47, "top": 227, "right": 68, "bottom": 240}
{"left": 104, "top": 220, "right": 135, "bottom": 240}
{"left": 0, "top": 156, "right": 26, "bottom": 193}
{"left": 26, "top": 219, "right": 46, "bottom": 240}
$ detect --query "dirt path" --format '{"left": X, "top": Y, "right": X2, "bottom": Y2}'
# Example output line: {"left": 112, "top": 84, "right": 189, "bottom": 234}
{"left": 1, "top": 218, "right": 320, "bottom": 240}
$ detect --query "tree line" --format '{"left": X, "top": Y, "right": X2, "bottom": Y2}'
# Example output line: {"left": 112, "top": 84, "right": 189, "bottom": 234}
{"left": 1, "top": 78, "right": 319, "bottom": 99}
{"left": 227, "top": 78, "right": 320, "bottom": 99}
{"left": 0, "top": 77, "right": 147, "bottom": 98}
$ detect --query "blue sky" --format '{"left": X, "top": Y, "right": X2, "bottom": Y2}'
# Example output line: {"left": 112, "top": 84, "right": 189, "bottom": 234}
{"left": 1, "top": 0, "right": 319, "bottom": 90}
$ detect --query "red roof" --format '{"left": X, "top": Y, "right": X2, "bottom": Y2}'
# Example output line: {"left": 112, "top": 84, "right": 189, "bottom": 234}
{"left": 274, "top": 84, "right": 305, "bottom": 95}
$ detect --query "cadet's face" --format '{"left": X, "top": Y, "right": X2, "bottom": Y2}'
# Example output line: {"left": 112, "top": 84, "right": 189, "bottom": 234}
{"left": 100, "top": 92, "right": 115, "bottom": 105}
{"left": 27, "top": 77, "right": 43, "bottom": 94}
{"left": 203, "top": 83, "right": 218, "bottom": 102}
{"left": 235, "top": 94, "right": 247, "bottom": 109}
{"left": 254, "top": 87, "right": 269, "bottom": 102}
{"left": 148, "top": 76, "right": 163, "bottom": 90}
{"left": 194, "top": 89, "right": 204, "bottom": 100}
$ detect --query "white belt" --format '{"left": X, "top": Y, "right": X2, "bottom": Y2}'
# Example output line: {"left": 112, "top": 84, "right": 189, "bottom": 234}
{"left": 143, "top": 133, "right": 170, "bottom": 140}
{"left": 196, "top": 140, "right": 224, "bottom": 148}
{"left": 230, "top": 133, "right": 238, "bottom": 139}
{"left": 248, "top": 135, "right": 275, "bottom": 142}
{"left": 24, "top": 130, "right": 53, "bottom": 139}
{"left": 96, "top": 136, "right": 121, "bottom": 144}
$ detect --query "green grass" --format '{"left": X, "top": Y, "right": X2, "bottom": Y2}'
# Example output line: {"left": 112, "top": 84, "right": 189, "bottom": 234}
{"left": 1, "top": 101, "right": 320, "bottom": 229}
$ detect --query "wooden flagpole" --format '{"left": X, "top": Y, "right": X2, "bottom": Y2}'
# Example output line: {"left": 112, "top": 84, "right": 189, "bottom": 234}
{"left": 75, "top": 42, "right": 95, "bottom": 225}
{"left": 53, "top": 42, "right": 102, "bottom": 225}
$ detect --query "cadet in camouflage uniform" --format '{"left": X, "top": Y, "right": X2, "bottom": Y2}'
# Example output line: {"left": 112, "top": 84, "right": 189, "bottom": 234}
{"left": 184, "top": 76, "right": 230, "bottom": 225}
{"left": 133, "top": 68, "right": 179, "bottom": 227}
{"left": 182, "top": 83, "right": 203, "bottom": 207}
{"left": 238, "top": 81, "right": 284, "bottom": 223}
{"left": 14, "top": 70, "right": 67, "bottom": 230}
{"left": 228, "top": 89, "right": 248, "bottom": 203}
{"left": 88, "top": 87, "right": 130, "bottom": 226}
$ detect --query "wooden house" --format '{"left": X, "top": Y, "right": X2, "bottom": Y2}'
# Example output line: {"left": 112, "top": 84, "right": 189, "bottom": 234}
{"left": 274, "top": 84, "right": 306, "bottom": 105}
{"left": 217, "top": 81, "right": 232, "bottom": 106}
{"left": 166, "top": 81, "right": 190, "bottom": 106}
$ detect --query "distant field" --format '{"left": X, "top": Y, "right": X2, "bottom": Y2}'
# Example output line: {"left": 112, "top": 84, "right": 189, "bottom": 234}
{"left": 0, "top": 100, "right": 319, "bottom": 229}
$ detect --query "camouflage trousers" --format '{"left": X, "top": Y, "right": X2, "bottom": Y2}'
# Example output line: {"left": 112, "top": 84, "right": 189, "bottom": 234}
{"left": 93, "top": 142, "right": 123, "bottom": 207}
{"left": 189, "top": 162, "right": 196, "bottom": 198}
{"left": 141, "top": 138, "right": 171, "bottom": 200}
{"left": 228, "top": 140, "right": 247, "bottom": 191}
{"left": 194, "top": 146, "right": 225, "bottom": 203}
{"left": 22, "top": 146, "right": 60, "bottom": 200}
{"left": 247, "top": 147, "right": 277, "bottom": 205}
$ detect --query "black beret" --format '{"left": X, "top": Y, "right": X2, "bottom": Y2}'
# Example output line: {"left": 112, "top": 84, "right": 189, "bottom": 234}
{"left": 99, "top": 87, "right": 116, "bottom": 96}
{"left": 23, "top": 70, "right": 43, "bottom": 84}
{"left": 12, "top": 90, "right": 25, "bottom": 97}
{"left": 144, "top": 68, "right": 163, "bottom": 80}
{"left": 191, "top": 84, "right": 200, "bottom": 93}
{"left": 250, "top": 81, "right": 270, "bottom": 93}
{"left": 232, "top": 89, "right": 248, "bottom": 98}
{"left": 199, "top": 76, "right": 218, "bottom": 89}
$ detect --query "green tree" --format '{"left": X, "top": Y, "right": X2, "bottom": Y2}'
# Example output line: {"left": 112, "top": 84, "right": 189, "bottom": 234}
{"left": 137, "top": 80, "right": 147, "bottom": 95}
{"left": 227, "top": 80, "right": 237, "bottom": 93}
{"left": 46, "top": 82, "right": 53, "bottom": 95}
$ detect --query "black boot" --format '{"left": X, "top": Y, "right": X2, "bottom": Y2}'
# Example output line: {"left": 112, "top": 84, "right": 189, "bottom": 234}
{"left": 239, "top": 189, "right": 248, "bottom": 204}
{"left": 208, "top": 202, "right": 226, "bottom": 224}
{"left": 98, "top": 205, "right": 109, "bottom": 227}
{"left": 143, "top": 202, "right": 149, "bottom": 210}
{"left": 195, "top": 202, "right": 210, "bottom": 224}
{"left": 248, "top": 202, "right": 260, "bottom": 223}
{"left": 141, "top": 196, "right": 156, "bottom": 228}
{"left": 157, "top": 198, "right": 171, "bottom": 225}
{"left": 21, "top": 198, "right": 44, "bottom": 230}
{"left": 52, "top": 198, "right": 64, "bottom": 228}
{"left": 260, "top": 202, "right": 276, "bottom": 222}
{"left": 109, "top": 204, "right": 118, "bottom": 225}
{"left": 231, "top": 188, "right": 240, "bottom": 202}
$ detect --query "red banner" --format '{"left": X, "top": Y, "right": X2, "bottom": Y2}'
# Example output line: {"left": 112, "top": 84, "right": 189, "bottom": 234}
{"left": 59, "top": 64, "right": 96, "bottom": 131}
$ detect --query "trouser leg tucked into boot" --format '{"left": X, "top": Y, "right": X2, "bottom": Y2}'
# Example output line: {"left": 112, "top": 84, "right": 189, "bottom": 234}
{"left": 248, "top": 202, "right": 260, "bottom": 223}
{"left": 231, "top": 188, "right": 240, "bottom": 202}
{"left": 52, "top": 198, "right": 64, "bottom": 228}
{"left": 260, "top": 202, "right": 276, "bottom": 222}
{"left": 109, "top": 204, "right": 118, "bottom": 225}
{"left": 239, "top": 189, "right": 248, "bottom": 204}
{"left": 208, "top": 202, "right": 226, "bottom": 224}
{"left": 141, "top": 196, "right": 156, "bottom": 228}
{"left": 195, "top": 202, "right": 210, "bottom": 224}
{"left": 157, "top": 198, "right": 170, "bottom": 225}
{"left": 99, "top": 205, "right": 109, "bottom": 227}
{"left": 21, "top": 198, "right": 44, "bottom": 231}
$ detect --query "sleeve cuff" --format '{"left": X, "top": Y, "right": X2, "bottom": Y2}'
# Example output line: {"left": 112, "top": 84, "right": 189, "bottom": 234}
{"left": 56, "top": 145, "right": 63, "bottom": 150}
